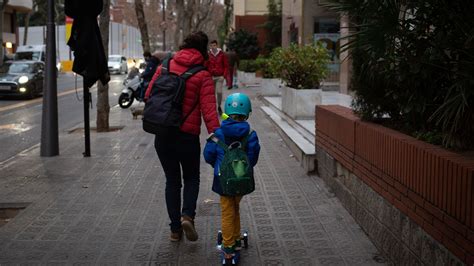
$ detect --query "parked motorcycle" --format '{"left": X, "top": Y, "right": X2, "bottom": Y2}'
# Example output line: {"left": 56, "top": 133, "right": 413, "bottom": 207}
{"left": 118, "top": 74, "right": 143, "bottom": 109}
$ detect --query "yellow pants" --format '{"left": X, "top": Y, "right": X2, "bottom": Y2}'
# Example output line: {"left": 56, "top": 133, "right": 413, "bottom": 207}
{"left": 220, "top": 195, "right": 242, "bottom": 248}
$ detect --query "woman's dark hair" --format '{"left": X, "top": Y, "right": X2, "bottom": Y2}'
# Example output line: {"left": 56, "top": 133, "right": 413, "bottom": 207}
{"left": 143, "top": 51, "right": 152, "bottom": 58}
{"left": 179, "top": 31, "right": 209, "bottom": 60}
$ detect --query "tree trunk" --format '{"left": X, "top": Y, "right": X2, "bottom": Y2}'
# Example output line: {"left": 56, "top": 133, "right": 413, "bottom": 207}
{"left": 135, "top": 0, "right": 150, "bottom": 53}
{"left": 182, "top": 1, "right": 194, "bottom": 38}
{"left": 96, "top": 0, "right": 110, "bottom": 132}
{"left": 23, "top": 12, "right": 31, "bottom": 45}
{"left": 174, "top": 0, "right": 184, "bottom": 49}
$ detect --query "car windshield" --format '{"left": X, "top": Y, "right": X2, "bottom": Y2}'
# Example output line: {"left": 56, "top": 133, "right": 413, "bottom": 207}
{"left": 109, "top": 57, "right": 121, "bottom": 62}
{"left": 15, "top": 51, "right": 41, "bottom": 61}
{"left": 0, "top": 63, "right": 34, "bottom": 74}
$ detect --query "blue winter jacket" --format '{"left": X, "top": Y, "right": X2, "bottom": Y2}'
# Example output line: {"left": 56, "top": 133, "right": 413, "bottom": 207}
{"left": 204, "top": 118, "right": 260, "bottom": 195}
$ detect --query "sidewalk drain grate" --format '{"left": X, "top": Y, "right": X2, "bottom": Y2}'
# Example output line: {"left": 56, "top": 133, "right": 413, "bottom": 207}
{"left": 0, "top": 203, "right": 29, "bottom": 227}
{"left": 68, "top": 126, "right": 125, "bottom": 134}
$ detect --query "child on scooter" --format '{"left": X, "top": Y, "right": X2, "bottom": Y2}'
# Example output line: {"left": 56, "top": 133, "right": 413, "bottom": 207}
{"left": 204, "top": 93, "right": 260, "bottom": 262}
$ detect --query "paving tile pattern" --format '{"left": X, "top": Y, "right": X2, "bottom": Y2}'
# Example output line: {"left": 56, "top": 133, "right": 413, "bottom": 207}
{"left": 0, "top": 89, "right": 385, "bottom": 265}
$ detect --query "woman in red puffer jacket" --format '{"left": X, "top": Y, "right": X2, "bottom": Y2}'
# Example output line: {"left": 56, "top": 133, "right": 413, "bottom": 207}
{"left": 144, "top": 31, "right": 220, "bottom": 242}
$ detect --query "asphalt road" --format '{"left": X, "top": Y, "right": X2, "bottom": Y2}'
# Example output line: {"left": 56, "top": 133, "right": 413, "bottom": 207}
{"left": 0, "top": 73, "right": 126, "bottom": 163}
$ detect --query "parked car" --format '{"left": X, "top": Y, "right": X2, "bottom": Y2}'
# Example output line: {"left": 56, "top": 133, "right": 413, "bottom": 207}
{"left": 108, "top": 55, "right": 128, "bottom": 74}
{"left": 0, "top": 61, "right": 45, "bottom": 98}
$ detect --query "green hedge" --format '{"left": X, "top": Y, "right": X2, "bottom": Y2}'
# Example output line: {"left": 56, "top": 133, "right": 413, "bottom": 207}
{"left": 254, "top": 56, "right": 275, "bottom": 78}
{"left": 238, "top": 60, "right": 258, "bottom": 72}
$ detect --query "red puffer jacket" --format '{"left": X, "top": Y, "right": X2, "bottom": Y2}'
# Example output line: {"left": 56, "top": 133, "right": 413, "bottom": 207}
{"left": 144, "top": 48, "right": 220, "bottom": 135}
{"left": 205, "top": 49, "right": 231, "bottom": 84}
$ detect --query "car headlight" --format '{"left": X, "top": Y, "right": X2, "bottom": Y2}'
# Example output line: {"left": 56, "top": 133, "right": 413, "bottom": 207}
{"left": 19, "top": 76, "right": 29, "bottom": 84}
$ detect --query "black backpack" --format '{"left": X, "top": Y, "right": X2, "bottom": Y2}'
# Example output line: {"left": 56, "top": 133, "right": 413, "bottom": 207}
{"left": 143, "top": 57, "right": 205, "bottom": 135}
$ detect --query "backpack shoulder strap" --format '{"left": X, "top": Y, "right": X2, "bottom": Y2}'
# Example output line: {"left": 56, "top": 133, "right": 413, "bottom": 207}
{"left": 240, "top": 129, "right": 254, "bottom": 150}
{"left": 181, "top": 64, "right": 206, "bottom": 80}
{"left": 161, "top": 56, "right": 172, "bottom": 75}
{"left": 209, "top": 133, "right": 229, "bottom": 152}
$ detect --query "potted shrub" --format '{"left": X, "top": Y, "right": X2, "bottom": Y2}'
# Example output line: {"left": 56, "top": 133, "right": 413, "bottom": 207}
{"left": 324, "top": 0, "right": 474, "bottom": 151}
{"left": 269, "top": 42, "right": 330, "bottom": 119}
{"left": 254, "top": 55, "right": 272, "bottom": 78}
{"left": 237, "top": 59, "right": 258, "bottom": 84}
{"left": 255, "top": 55, "right": 282, "bottom": 95}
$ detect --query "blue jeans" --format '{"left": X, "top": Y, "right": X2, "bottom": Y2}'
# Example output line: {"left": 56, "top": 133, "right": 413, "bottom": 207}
{"left": 154, "top": 131, "right": 200, "bottom": 233}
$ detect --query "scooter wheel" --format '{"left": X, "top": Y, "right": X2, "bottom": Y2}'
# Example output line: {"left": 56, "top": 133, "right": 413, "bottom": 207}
{"left": 243, "top": 232, "right": 249, "bottom": 249}
{"left": 217, "top": 231, "right": 223, "bottom": 246}
{"left": 118, "top": 93, "right": 134, "bottom": 108}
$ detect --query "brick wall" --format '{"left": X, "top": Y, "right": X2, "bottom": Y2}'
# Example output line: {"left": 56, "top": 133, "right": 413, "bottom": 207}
{"left": 315, "top": 105, "right": 474, "bottom": 265}
{"left": 234, "top": 15, "right": 269, "bottom": 51}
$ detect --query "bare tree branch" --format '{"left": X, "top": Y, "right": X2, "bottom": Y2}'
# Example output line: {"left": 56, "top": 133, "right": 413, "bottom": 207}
{"left": 173, "top": 0, "right": 224, "bottom": 49}
{"left": 194, "top": 0, "right": 213, "bottom": 31}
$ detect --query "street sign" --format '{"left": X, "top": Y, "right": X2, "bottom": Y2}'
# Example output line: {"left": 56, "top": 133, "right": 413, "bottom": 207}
{"left": 65, "top": 16, "right": 73, "bottom": 43}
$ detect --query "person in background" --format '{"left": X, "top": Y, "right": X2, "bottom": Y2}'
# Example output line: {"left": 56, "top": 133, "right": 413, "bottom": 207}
{"left": 226, "top": 49, "right": 239, "bottom": 89}
{"left": 126, "top": 59, "right": 139, "bottom": 79}
{"left": 141, "top": 51, "right": 161, "bottom": 82}
{"left": 205, "top": 40, "right": 230, "bottom": 115}
{"left": 139, "top": 51, "right": 161, "bottom": 100}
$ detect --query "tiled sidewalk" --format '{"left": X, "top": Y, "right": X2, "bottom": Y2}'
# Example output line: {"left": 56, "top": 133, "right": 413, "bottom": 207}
{"left": 0, "top": 89, "right": 385, "bottom": 265}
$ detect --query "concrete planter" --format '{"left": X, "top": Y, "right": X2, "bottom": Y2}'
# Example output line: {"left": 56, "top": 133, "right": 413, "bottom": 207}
{"left": 282, "top": 86, "right": 322, "bottom": 119}
{"left": 237, "top": 71, "right": 256, "bottom": 84}
{"left": 258, "top": 78, "right": 282, "bottom": 96}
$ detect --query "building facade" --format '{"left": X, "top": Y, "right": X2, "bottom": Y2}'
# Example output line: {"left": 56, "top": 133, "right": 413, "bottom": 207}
{"left": 233, "top": 0, "right": 269, "bottom": 51}
{"left": 282, "top": 0, "right": 339, "bottom": 46}
{"left": 111, "top": 0, "right": 167, "bottom": 52}
{"left": 282, "top": 0, "right": 352, "bottom": 93}
{"left": 2, "top": 0, "right": 33, "bottom": 54}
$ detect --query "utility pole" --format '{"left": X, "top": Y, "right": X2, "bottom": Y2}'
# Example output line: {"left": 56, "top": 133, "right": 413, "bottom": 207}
{"left": 83, "top": 79, "right": 91, "bottom": 157}
{"left": 40, "top": 0, "right": 59, "bottom": 156}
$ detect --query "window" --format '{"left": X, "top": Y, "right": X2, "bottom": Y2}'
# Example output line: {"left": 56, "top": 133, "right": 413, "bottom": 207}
{"left": 313, "top": 18, "right": 340, "bottom": 71}
{"left": 314, "top": 18, "right": 339, "bottom": 34}
{"left": 0, "top": 63, "right": 34, "bottom": 74}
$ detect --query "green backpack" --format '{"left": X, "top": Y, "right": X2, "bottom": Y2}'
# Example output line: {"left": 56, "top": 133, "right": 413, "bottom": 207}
{"left": 211, "top": 131, "right": 255, "bottom": 196}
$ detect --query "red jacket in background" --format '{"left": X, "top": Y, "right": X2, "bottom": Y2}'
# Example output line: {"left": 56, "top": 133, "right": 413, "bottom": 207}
{"left": 205, "top": 49, "right": 231, "bottom": 85}
{"left": 145, "top": 48, "right": 220, "bottom": 136}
